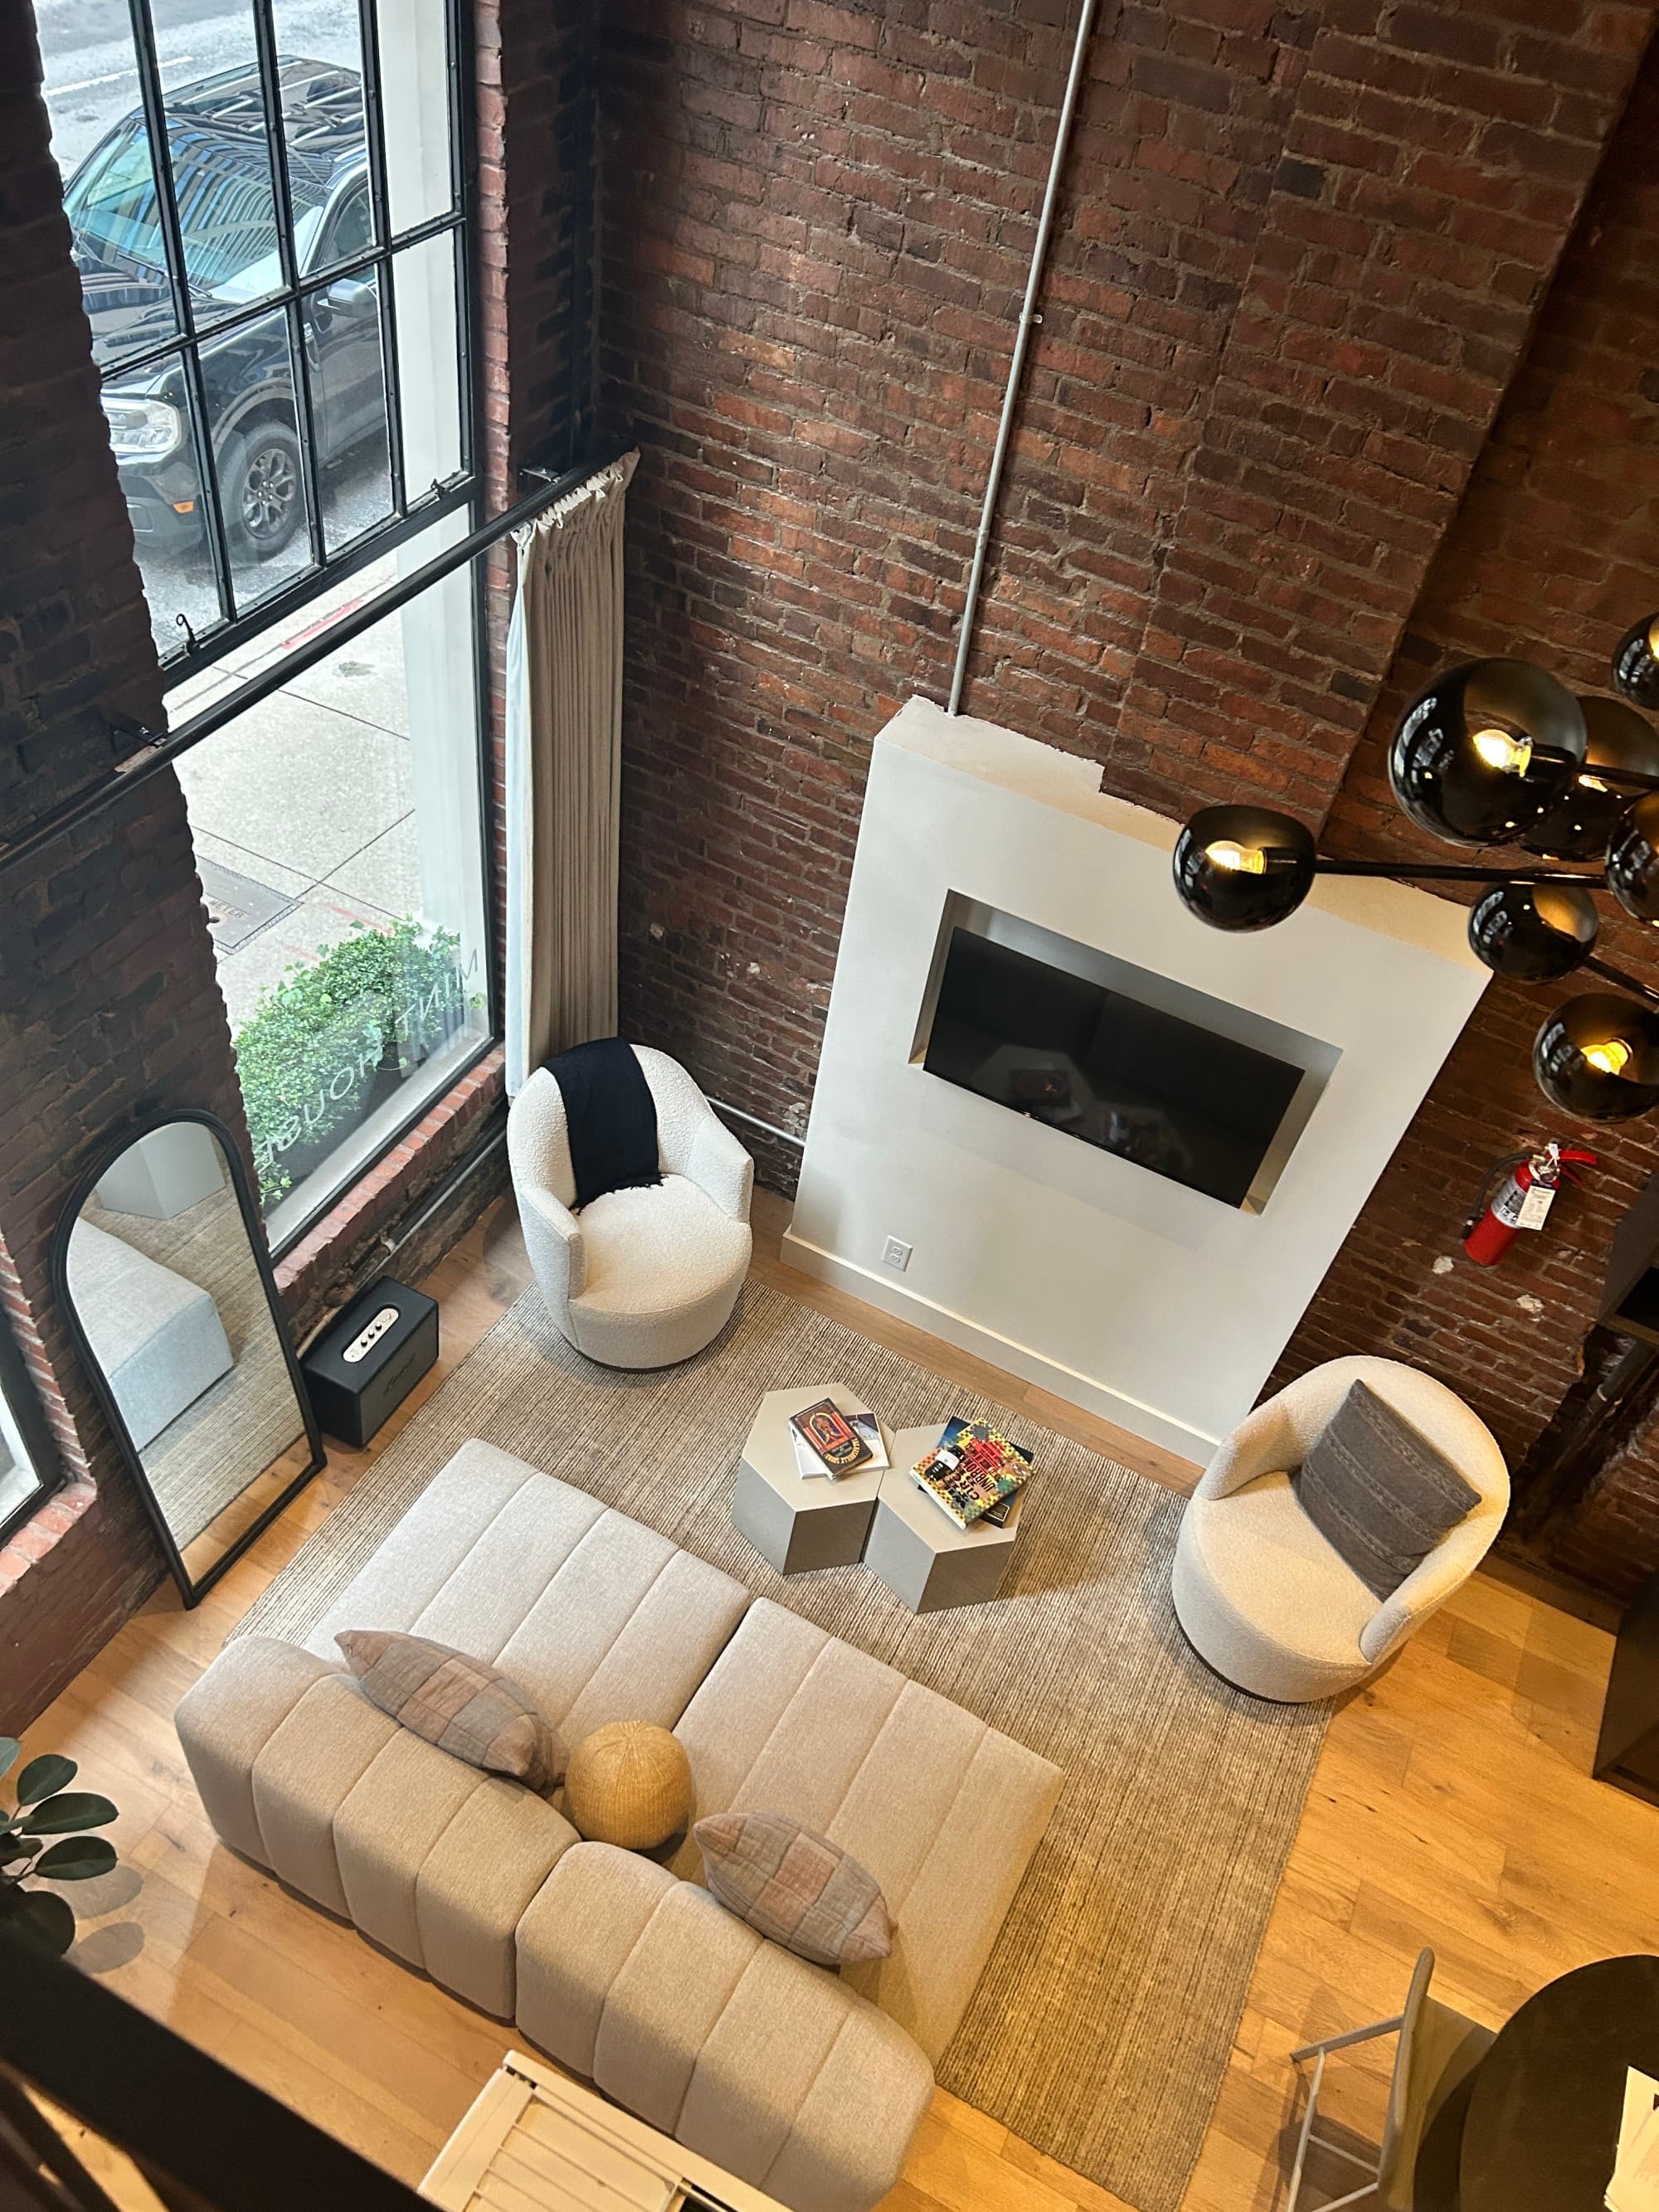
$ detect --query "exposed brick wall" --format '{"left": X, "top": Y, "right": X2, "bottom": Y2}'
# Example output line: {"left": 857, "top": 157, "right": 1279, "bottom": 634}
{"left": 0, "top": 9, "right": 255, "bottom": 1722}
{"left": 275, "top": 1048, "right": 508, "bottom": 1336}
{"left": 1107, "top": 0, "right": 1655, "bottom": 818}
{"left": 478, "top": 0, "right": 598, "bottom": 1018}
{"left": 1275, "top": 34, "right": 1659, "bottom": 1597}
{"left": 601, "top": 0, "right": 1652, "bottom": 1182}
{"left": 601, "top": 1, "right": 1320, "bottom": 1145}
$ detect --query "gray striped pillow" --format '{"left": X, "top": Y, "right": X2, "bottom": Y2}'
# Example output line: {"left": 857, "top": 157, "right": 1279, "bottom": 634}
{"left": 694, "top": 1810, "right": 893, "bottom": 1967}
{"left": 337, "top": 1629, "right": 567, "bottom": 1792}
{"left": 1295, "top": 1381, "right": 1481, "bottom": 1599}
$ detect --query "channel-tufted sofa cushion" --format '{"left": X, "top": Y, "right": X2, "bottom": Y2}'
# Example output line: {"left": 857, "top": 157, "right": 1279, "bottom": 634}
{"left": 517, "top": 1842, "right": 934, "bottom": 2212}
{"left": 298, "top": 1438, "right": 751, "bottom": 1740}
{"left": 670, "top": 1599, "right": 1063, "bottom": 2063}
{"left": 175, "top": 1635, "right": 578, "bottom": 2019}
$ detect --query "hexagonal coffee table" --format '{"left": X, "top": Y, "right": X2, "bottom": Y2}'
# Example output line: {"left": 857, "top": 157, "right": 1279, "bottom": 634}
{"left": 732, "top": 1385, "right": 888, "bottom": 1574}
{"left": 864, "top": 1426, "right": 1025, "bottom": 1612}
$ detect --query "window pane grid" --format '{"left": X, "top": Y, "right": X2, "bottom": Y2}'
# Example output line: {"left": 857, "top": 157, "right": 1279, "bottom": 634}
{"left": 64, "top": 0, "right": 472, "bottom": 668}
{"left": 90, "top": 213, "right": 467, "bottom": 390}
{"left": 0, "top": 1323, "right": 61, "bottom": 1549}
{"left": 124, "top": 0, "right": 236, "bottom": 635}
{"left": 355, "top": 0, "right": 407, "bottom": 513}
{"left": 167, "top": 516, "right": 493, "bottom": 1253}
{"left": 249, "top": 0, "right": 328, "bottom": 579}
{"left": 158, "top": 349, "right": 232, "bottom": 654}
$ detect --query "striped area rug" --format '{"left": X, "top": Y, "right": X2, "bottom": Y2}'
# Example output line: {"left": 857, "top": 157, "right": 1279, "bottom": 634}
{"left": 238, "top": 1279, "right": 1326, "bottom": 2212}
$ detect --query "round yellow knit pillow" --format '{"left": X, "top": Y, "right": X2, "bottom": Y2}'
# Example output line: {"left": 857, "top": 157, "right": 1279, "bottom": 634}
{"left": 564, "top": 1721, "right": 693, "bottom": 1850}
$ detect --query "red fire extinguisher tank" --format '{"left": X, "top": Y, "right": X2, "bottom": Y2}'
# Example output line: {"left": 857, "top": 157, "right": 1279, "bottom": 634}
{"left": 1463, "top": 1143, "right": 1595, "bottom": 1266}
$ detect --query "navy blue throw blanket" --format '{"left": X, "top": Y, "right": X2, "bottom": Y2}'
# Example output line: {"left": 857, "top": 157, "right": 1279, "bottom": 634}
{"left": 546, "top": 1038, "right": 663, "bottom": 1211}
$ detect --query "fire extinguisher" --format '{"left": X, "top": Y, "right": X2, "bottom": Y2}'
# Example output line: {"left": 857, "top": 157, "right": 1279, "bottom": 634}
{"left": 1462, "top": 1141, "right": 1596, "bottom": 1266}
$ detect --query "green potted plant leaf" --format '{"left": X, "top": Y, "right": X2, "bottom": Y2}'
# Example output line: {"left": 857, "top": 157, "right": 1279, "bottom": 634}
{"left": 0, "top": 1735, "right": 118, "bottom": 1956}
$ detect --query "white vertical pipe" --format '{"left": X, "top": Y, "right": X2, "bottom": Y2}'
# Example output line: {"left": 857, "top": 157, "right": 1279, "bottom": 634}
{"left": 947, "top": 0, "right": 1101, "bottom": 717}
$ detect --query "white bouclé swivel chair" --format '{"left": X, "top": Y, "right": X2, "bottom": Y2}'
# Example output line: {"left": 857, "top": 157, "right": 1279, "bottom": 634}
{"left": 508, "top": 1045, "right": 753, "bottom": 1369}
{"left": 1172, "top": 1355, "right": 1508, "bottom": 1703}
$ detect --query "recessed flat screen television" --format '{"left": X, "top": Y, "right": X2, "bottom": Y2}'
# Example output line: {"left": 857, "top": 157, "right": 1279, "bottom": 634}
{"left": 920, "top": 920, "right": 1328, "bottom": 1211}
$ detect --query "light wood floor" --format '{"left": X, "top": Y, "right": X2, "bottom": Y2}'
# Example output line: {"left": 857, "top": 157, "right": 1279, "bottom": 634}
{"left": 18, "top": 1187, "right": 1655, "bottom": 2212}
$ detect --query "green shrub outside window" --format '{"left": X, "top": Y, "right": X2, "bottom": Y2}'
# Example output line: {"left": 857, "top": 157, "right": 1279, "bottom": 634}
{"left": 232, "top": 919, "right": 472, "bottom": 1213}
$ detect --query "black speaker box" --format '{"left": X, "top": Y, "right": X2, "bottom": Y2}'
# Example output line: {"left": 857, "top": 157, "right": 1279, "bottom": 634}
{"left": 302, "top": 1277, "right": 439, "bottom": 1448}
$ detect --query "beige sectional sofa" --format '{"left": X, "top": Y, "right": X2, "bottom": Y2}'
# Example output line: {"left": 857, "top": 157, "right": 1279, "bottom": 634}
{"left": 176, "top": 1441, "right": 1063, "bottom": 2212}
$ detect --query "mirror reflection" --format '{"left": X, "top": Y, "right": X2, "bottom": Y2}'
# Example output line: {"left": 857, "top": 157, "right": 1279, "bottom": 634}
{"left": 60, "top": 1116, "right": 320, "bottom": 1595}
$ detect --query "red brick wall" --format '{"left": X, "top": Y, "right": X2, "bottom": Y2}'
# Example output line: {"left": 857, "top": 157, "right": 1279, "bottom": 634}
{"left": 0, "top": 11, "right": 247, "bottom": 1719}
{"left": 601, "top": 0, "right": 1652, "bottom": 1196}
{"left": 478, "top": 0, "right": 598, "bottom": 992}
{"left": 1107, "top": 0, "right": 1655, "bottom": 816}
{"left": 1276, "top": 35, "right": 1659, "bottom": 1596}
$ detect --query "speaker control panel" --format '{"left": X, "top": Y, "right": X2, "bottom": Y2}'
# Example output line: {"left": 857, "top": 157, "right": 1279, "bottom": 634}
{"left": 342, "top": 1305, "right": 401, "bottom": 1365}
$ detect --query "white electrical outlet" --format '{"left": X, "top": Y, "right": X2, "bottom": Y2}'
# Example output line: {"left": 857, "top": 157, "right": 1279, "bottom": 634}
{"left": 882, "top": 1236, "right": 912, "bottom": 1272}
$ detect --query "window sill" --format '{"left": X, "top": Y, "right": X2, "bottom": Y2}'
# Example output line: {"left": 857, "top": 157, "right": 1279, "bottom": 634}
{"left": 0, "top": 1480, "right": 96, "bottom": 1600}
{"left": 275, "top": 1044, "right": 506, "bottom": 1325}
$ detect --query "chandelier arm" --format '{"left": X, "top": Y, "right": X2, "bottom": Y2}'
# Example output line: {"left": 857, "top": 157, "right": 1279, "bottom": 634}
{"left": 1573, "top": 767, "right": 1659, "bottom": 794}
{"left": 1583, "top": 955, "right": 1659, "bottom": 1009}
{"left": 1314, "top": 862, "right": 1607, "bottom": 885}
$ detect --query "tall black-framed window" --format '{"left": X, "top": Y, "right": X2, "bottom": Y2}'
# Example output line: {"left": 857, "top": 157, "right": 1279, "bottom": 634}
{"left": 40, "top": 0, "right": 478, "bottom": 678}
{"left": 0, "top": 1318, "right": 61, "bottom": 1548}
{"left": 36, "top": 0, "right": 496, "bottom": 1258}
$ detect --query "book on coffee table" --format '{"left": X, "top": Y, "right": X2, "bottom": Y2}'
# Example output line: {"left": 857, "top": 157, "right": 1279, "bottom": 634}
{"left": 911, "top": 1417, "right": 1031, "bottom": 1527}
{"left": 788, "top": 1397, "right": 879, "bottom": 1479}
{"left": 791, "top": 1406, "right": 888, "bottom": 1480}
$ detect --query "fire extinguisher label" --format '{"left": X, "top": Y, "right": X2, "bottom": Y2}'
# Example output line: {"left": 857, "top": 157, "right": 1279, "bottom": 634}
{"left": 1514, "top": 1183, "right": 1555, "bottom": 1230}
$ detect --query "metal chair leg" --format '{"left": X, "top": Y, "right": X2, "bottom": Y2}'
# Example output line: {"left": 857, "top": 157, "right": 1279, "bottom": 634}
{"left": 1285, "top": 2012, "right": 1403, "bottom": 2211}
{"left": 1285, "top": 2051, "right": 1326, "bottom": 2212}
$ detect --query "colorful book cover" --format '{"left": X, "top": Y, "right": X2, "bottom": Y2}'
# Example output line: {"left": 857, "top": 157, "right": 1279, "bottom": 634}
{"left": 911, "top": 1417, "right": 1031, "bottom": 1528}
{"left": 789, "top": 1397, "right": 873, "bottom": 1475}
{"left": 791, "top": 1410, "right": 888, "bottom": 1480}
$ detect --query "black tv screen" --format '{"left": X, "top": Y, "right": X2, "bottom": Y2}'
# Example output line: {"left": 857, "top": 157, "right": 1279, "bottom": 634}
{"left": 922, "top": 927, "right": 1307, "bottom": 1208}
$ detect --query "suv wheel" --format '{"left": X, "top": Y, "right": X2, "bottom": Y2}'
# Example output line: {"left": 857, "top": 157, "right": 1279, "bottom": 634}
{"left": 222, "top": 423, "right": 304, "bottom": 558}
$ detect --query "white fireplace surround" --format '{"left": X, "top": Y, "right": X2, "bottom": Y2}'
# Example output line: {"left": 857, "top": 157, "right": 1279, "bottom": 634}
{"left": 782, "top": 698, "right": 1489, "bottom": 1461}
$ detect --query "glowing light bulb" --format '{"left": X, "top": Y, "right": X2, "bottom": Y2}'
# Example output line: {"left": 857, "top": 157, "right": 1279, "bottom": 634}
{"left": 1471, "top": 725, "right": 1532, "bottom": 775}
{"left": 1585, "top": 1038, "right": 1632, "bottom": 1077}
{"left": 1204, "top": 840, "right": 1266, "bottom": 875}
{"left": 1579, "top": 775, "right": 1609, "bottom": 793}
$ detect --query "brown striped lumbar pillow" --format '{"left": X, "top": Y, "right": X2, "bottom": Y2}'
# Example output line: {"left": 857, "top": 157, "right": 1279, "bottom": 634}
{"left": 336, "top": 1629, "right": 567, "bottom": 1792}
{"left": 694, "top": 1810, "right": 893, "bottom": 1967}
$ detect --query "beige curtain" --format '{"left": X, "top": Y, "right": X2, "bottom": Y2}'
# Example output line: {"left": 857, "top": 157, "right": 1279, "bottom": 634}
{"left": 505, "top": 450, "right": 640, "bottom": 1094}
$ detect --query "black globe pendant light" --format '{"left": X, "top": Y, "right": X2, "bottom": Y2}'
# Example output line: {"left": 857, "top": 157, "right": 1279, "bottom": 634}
{"left": 1613, "top": 613, "right": 1659, "bottom": 709}
{"left": 1534, "top": 992, "right": 1659, "bottom": 1120}
{"left": 1467, "top": 881, "right": 1598, "bottom": 980}
{"left": 1521, "top": 696, "right": 1659, "bottom": 863}
{"left": 1389, "top": 658, "right": 1586, "bottom": 846}
{"left": 1171, "top": 805, "right": 1317, "bottom": 931}
{"left": 1173, "top": 621, "right": 1659, "bottom": 1126}
{"left": 1607, "top": 792, "right": 1659, "bottom": 925}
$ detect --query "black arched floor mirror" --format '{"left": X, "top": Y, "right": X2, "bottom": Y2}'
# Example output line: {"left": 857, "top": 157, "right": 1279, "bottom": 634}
{"left": 51, "top": 1109, "right": 324, "bottom": 1605}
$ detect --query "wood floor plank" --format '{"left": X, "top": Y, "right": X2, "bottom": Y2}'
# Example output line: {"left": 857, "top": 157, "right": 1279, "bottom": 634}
{"left": 19, "top": 1189, "right": 1641, "bottom": 2212}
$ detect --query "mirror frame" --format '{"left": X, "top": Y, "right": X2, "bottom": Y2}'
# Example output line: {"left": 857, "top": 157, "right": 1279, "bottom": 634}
{"left": 50, "top": 1106, "right": 325, "bottom": 1607}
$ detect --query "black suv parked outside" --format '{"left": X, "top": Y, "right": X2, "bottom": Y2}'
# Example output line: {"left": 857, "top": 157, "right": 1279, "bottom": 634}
{"left": 64, "top": 57, "right": 385, "bottom": 561}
